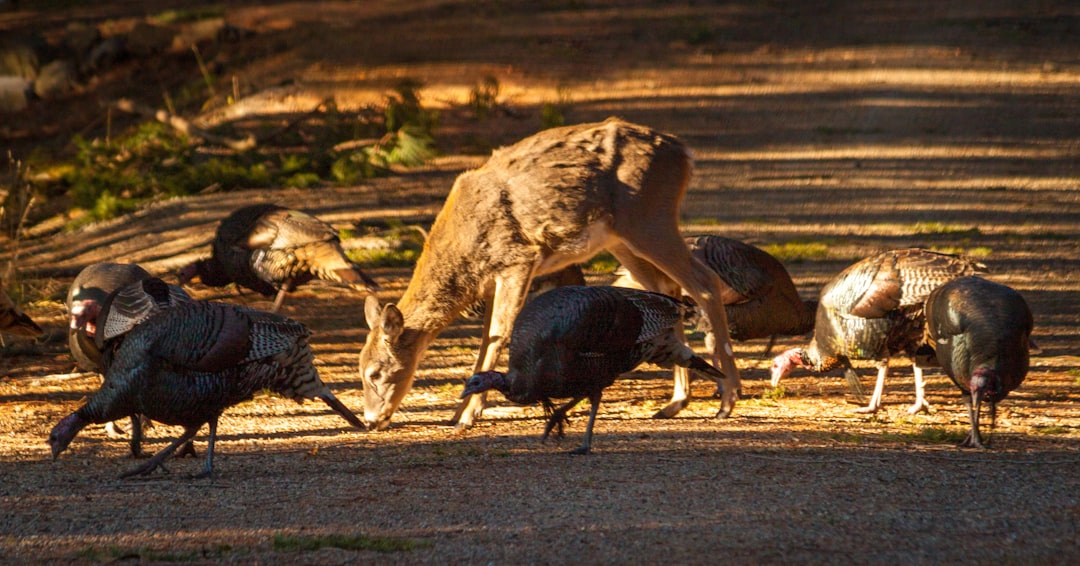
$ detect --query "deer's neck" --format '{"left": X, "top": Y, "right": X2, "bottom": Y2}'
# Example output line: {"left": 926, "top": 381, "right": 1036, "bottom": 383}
{"left": 395, "top": 235, "right": 485, "bottom": 337}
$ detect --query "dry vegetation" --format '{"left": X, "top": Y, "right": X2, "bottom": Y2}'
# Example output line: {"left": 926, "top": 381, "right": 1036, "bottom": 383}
{"left": 1, "top": 0, "right": 1078, "bottom": 563}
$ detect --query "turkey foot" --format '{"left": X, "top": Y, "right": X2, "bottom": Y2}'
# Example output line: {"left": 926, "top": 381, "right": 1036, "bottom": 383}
{"left": 906, "top": 399, "right": 931, "bottom": 415}
{"left": 119, "top": 428, "right": 199, "bottom": 479}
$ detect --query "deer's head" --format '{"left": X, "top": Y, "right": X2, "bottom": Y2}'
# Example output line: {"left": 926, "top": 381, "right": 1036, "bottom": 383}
{"left": 359, "top": 295, "right": 423, "bottom": 430}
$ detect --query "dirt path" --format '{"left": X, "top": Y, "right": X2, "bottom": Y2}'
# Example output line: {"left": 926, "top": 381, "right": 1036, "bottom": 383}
{"left": 1, "top": 1, "right": 1078, "bottom": 563}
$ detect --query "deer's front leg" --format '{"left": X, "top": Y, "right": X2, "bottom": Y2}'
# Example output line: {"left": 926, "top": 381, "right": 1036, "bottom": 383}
{"left": 451, "top": 265, "right": 534, "bottom": 429}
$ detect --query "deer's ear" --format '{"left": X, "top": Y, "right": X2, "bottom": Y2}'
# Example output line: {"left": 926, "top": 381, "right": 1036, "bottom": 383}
{"left": 365, "top": 295, "right": 404, "bottom": 341}
{"left": 364, "top": 295, "right": 382, "bottom": 330}
{"left": 380, "top": 304, "right": 404, "bottom": 341}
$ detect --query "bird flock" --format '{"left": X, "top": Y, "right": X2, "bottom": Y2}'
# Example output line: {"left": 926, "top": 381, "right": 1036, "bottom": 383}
{"left": 0, "top": 118, "right": 1037, "bottom": 478}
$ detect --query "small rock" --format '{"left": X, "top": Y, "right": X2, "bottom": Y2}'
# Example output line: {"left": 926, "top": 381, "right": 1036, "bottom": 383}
{"left": 0, "top": 76, "right": 30, "bottom": 112}
{"left": 0, "top": 41, "right": 39, "bottom": 80}
{"left": 33, "top": 59, "right": 77, "bottom": 99}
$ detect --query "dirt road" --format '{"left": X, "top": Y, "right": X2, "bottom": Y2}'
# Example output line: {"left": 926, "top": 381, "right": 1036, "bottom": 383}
{"left": 1, "top": 1, "right": 1077, "bottom": 563}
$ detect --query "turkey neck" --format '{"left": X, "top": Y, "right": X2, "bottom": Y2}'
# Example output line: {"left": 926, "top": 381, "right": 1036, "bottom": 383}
{"left": 194, "top": 258, "right": 232, "bottom": 287}
{"left": 802, "top": 340, "right": 843, "bottom": 374}
{"left": 76, "top": 378, "right": 138, "bottom": 425}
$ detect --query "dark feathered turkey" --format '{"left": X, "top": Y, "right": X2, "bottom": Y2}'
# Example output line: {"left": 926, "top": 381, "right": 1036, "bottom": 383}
{"left": 48, "top": 299, "right": 365, "bottom": 478}
{"left": 923, "top": 276, "right": 1032, "bottom": 448}
{"left": 178, "top": 204, "right": 379, "bottom": 312}
{"left": 460, "top": 285, "right": 726, "bottom": 454}
{"left": 613, "top": 236, "right": 817, "bottom": 358}
{"left": 0, "top": 282, "right": 42, "bottom": 338}
{"left": 771, "top": 248, "right": 987, "bottom": 413}
{"left": 66, "top": 264, "right": 192, "bottom": 456}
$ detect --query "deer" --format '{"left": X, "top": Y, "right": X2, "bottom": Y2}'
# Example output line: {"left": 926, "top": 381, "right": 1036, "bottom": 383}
{"left": 359, "top": 118, "right": 743, "bottom": 431}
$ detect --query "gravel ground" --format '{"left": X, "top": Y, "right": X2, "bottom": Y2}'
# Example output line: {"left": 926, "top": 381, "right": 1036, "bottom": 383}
{"left": 1, "top": 0, "right": 1078, "bottom": 563}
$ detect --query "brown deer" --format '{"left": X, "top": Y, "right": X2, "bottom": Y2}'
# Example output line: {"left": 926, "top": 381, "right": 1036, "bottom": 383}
{"left": 359, "top": 118, "right": 742, "bottom": 430}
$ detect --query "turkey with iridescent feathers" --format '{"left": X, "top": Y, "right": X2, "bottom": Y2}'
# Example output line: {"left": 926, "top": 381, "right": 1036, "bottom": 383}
{"left": 66, "top": 264, "right": 192, "bottom": 454}
{"left": 771, "top": 248, "right": 987, "bottom": 413}
{"left": 460, "top": 285, "right": 726, "bottom": 454}
{"left": 923, "top": 276, "right": 1032, "bottom": 448}
{"left": 48, "top": 290, "right": 365, "bottom": 479}
{"left": 178, "top": 204, "right": 379, "bottom": 312}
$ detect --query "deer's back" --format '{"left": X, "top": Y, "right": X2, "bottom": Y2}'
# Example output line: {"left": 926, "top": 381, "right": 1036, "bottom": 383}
{"left": 434, "top": 118, "right": 690, "bottom": 262}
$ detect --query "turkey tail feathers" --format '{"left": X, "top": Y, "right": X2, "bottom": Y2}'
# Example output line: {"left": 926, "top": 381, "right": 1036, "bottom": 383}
{"left": 330, "top": 266, "right": 380, "bottom": 292}
{"left": 686, "top": 355, "right": 726, "bottom": 382}
{"left": 842, "top": 367, "right": 868, "bottom": 399}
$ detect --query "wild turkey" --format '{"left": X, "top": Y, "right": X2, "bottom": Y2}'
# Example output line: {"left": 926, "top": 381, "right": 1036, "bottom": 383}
{"left": 923, "top": 276, "right": 1032, "bottom": 448}
{"left": 66, "top": 264, "right": 192, "bottom": 455}
{"left": 0, "top": 281, "right": 42, "bottom": 338}
{"left": 771, "top": 248, "right": 986, "bottom": 413}
{"left": 613, "top": 235, "right": 817, "bottom": 359}
{"left": 178, "top": 204, "right": 379, "bottom": 312}
{"left": 460, "top": 285, "right": 726, "bottom": 454}
{"left": 48, "top": 294, "right": 366, "bottom": 478}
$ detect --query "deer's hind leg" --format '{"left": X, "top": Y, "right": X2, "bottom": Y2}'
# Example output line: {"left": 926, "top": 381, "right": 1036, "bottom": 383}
{"left": 608, "top": 243, "right": 698, "bottom": 419}
{"left": 610, "top": 231, "right": 742, "bottom": 418}
{"left": 451, "top": 262, "right": 536, "bottom": 429}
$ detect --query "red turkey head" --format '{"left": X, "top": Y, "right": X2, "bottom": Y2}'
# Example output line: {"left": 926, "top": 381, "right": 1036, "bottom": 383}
{"left": 770, "top": 348, "right": 806, "bottom": 386}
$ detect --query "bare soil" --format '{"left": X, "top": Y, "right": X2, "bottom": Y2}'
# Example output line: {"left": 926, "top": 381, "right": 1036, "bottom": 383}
{"left": 1, "top": 1, "right": 1078, "bottom": 564}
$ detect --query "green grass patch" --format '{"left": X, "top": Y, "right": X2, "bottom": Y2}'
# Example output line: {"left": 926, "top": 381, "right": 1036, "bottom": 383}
{"left": 828, "top": 432, "right": 866, "bottom": 444}
{"left": 468, "top": 76, "right": 501, "bottom": 120}
{"left": 1033, "top": 425, "right": 1072, "bottom": 436}
{"left": 911, "top": 222, "right": 982, "bottom": 236}
{"left": 761, "top": 384, "right": 785, "bottom": 401}
{"left": 540, "top": 102, "right": 565, "bottom": 130}
{"left": 681, "top": 216, "right": 721, "bottom": 226}
{"left": 761, "top": 241, "right": 830, "bottom": 262}
{"left": 345, "top": 221, "right": 427, "bottom": 268}
{"left": 740, "top": 397, "right": 780, "bottom": 408}
{"left": 75, "top": 544, "right": 231, "bottom": 562}
{"left": 929, "top": 246, "right": 992, "bottom": 257}
{"left": 881, "top": 427, "right": 966, "bottom": 444}
{"left": 153, "top": 6, "right": 227, "bottom": 23}
{"left": 584, "top": 251, "right": 620, "bottom": 274}
{"left": 40, "top": 80, "right": 438, "bottom": 225}
{"left": 347, "top": 247, "right": 420, "bottom": 268}
{"left": 272, "top": 533, "right": 426, "bottom": 553}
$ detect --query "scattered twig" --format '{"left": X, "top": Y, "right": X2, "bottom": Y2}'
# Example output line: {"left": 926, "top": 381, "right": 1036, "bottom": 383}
{"left": 251, "top": 98, "right": 334, "bottom": 147}
{"left": 191, "top": 44, "right": 217, "bottom": 99}
{"left": 35, "top": 371, "right": 99, "bottom": 381}
{"left": 109, "top": 98, "right": 256, "bottom": 151}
